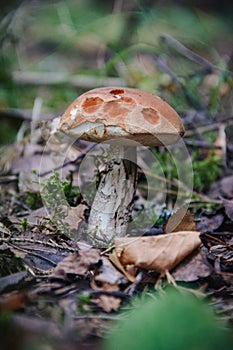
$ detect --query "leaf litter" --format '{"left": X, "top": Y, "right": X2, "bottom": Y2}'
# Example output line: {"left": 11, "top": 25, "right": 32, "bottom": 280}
{"left": 1, "top": 129, "right": 233, "bottom": 350}
{"left": 1, "top": 127, "right": 233, "bottom": 349}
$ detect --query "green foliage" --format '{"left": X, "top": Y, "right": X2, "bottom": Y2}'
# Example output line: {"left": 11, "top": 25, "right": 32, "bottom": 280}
{"left": 150, "top": 147, "right": 221, "bottom": 194}
{"left": 132, "top": 207, "right": 160, "bottom": 228}
{"left": 41, "top": 173, "right": 69, "bottom": 233}
{"left": 62, "top": 171, "right": 80, "bottom": 200}
{"left": 41, "top": 171, "right": 80, "bottom": 234}
{"left": 20, "top": 217, "right": 28, "bottom": 231}
{"left": 102, "top": 288, "right": 232, "bottom": 350}
{"left": 77, "top": 293, "right": 94, "bottom": 313}
{"left": 41, "top": 171, "right": 80, "bottom": 209}
{"left": 192, "top": 150, "right": 222, "bottom": 193}
{"left": 41, "top": 172, "right": 67, "bottom": 210}
{"left": 25, "top": 192, "right": 42, "bottom": 210}
{"left": 131, "top": 204, "right": 170, "bottom": 231}
{"left": 151, "top": 148, "right": 179, "bottom": 182}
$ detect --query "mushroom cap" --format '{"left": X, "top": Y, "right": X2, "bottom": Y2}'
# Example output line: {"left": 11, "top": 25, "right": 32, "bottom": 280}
{"left": 57, "top": 87, "right": 185, "bottom": 146}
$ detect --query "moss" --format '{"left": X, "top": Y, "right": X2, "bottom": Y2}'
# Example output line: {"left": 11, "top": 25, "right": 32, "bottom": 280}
{"left": 103, "top": 288, "right": 232, "bottom": 350}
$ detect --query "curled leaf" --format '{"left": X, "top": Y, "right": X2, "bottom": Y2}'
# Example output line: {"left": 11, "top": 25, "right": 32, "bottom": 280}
{"left": 114, "top": 231, "right": 201, "bottom": 273}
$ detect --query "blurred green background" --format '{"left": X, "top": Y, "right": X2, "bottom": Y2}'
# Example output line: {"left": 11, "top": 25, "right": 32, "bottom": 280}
{"left": 0, "top": 0, "right": 232, "bottom": 144}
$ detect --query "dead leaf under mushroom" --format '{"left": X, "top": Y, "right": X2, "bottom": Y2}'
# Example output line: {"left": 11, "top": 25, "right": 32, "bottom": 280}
{"left": 94, "top": 294, "right": 121, "bottom": 312}
{"left": 114, "top": 231, "right": 201, "bottom": 274}
{"left": 51, "top": 249, "right": 101, "bottom": 278}
{"left": 164, "top": 207, "right": 196, "bottom": 233}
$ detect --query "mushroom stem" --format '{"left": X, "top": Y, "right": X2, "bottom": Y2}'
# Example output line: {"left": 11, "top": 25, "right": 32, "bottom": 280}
{"left": 88, "top": 144, "right": 137, "bottom": 243}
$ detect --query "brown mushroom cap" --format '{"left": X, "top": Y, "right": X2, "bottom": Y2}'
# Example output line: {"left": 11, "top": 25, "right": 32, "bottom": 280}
{"left": 57, "top": 87, "right": 185, "bottom": 146}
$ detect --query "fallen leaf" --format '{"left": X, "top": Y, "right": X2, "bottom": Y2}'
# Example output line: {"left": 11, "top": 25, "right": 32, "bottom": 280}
{"left": 223, "top": 199, "right": 233, "bottom": 221}
{"left": 164, "top": 207, "right": 196, "bottom": 233}
{"left": 20, "top": 207, "right": 49, "bottom": 225}
{"left": 52, "top": 249, "right": 101, "bottom": 278}
{"left": 114, "top": 231, "right": 201, "bottom": 274}
{"left": 0, "top": 243, "right": 27, "bottom": 260}
{"left": 94, "top": 294, "right": 121, "bottom": 312}
{"left": 12, "top": 154, "right": 55, "bottom": 174}
{"left": 91, "top": 282, "right": 121, "bottom": 312}
{"left": 0, "top": 222, "right": 11, "bottom": 236}
{"left": 0, "top": 291, "right": 30, "bottom": 313}
{"left": 171, "top": 249, "right": 212, "bottom": 282}
{"left": 196, "top": 212, "right": 224, "bottom": 233}
{"left": 58, "top": 204, "right": 88, "bottom": 230}
{"left": 0, "top": 271, "right": 29, "bottom": 293}
{"left": 0, "top": 143, "right": 24, "bottom": 174}
{"left": 18, "top": 170, "right": 41, "bottom": 193}
{"left": 95, "top": 256, "right": 127, "bottom": 285}
{"left": 109, "top": 250, "right": 136, "bottom": 282}
{"left": 209, "top": 175, "right": 233, "bottom": 200}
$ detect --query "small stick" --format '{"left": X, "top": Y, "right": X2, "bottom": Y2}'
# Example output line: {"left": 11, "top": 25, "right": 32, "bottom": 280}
{"left": 160, "top": 34, "right": 214, "bottom": 70}
{"left": 160, "top": 34, "right": 233, "bottom": 77}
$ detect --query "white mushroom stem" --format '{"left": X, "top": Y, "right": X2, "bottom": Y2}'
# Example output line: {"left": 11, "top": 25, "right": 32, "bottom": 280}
{"left": 88, "top": 145, "right": 137, "bottom": 243}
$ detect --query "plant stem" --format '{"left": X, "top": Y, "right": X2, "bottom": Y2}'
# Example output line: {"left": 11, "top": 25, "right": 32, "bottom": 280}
{"left": 88, "top": 144, "right": 137, "bottom": 243}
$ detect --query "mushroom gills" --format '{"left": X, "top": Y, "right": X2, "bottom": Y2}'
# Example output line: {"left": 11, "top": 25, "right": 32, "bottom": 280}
{"left": 72, "top": 122, "right": 131, "bottom": 141}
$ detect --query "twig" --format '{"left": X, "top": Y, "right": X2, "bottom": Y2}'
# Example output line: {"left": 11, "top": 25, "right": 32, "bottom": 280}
{"left": 7, "top": 242, "right": 58, "bottom": 267}
{"left": 173, "top": 179, "right": 222, "bottom": 204}
{"left": 0, "top": 237, "right": 78, "bottom": 252}
{"left": 141, "top": 169, "right": 222, "bottom": 204}
{"left": 203, "top": 233, "right": 233, "bottom": 251}
{"left": 152, "top": 54, "right": 210, "bottom": 112}
{"left": 160, "top": 34, "right": 214, "bottom": 70}
{"left": 183, "top": 138, "right": 222, "bottom": 149}
{"left": 138, "top": 184, "right": 189, "bottom": 198}
{"left": 185, "top": 117, "right": 233, "bottom": 136}
{"left": 0, "top": 175, "right": 18, "bottom": 184}
{"left": 160, "top": 34, "right": 233, "bottom": 77}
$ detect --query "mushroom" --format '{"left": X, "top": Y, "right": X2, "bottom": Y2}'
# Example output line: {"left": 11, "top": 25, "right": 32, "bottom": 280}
{"left": 57, "top": 87, "right": 184, "bottom": 244}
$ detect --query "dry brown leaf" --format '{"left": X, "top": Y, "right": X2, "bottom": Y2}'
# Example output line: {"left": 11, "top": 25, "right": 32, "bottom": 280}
{"left": 22, "top": 207, "right": 49, "bottom": 225}
{"left": 52, "top": 249, "right": 101, "bottom": 277}
{"left": 12, "top": 154, "right": 56, "bottom": 174}
{"left": 0, "top": 243, "right": 27, "bottom": 260}
{"left": 94, "top": 294, "right": 121, "bottom": 312}
{"left": 109, "top": 250, "right": 136, "bottom": 282}
{"left": 0, "top": 143, "right": 24, "bottom": 174}
{"left": 91, "top": 282, "right": 121, "bottom": 312}
{"left": 164, "top": 207, "right": 196, "bottom": 233}
{"left": 196, "top": 213, "right": 224, "bottom": 233}
{"left": 95, "top": 256, "right": 127, "bottom": 285}
{"left": 0, "top": 271, "right": 28, "bottom": 294}
{"left": 18, "top": 170, "right": 41, "bottom": 193}
{"left": 114, "top": 231, "right": 201, "bottom": 274}
{"left": 0, "top": 222, "right": 11, "bottom": 235}
{"left": 171, "top": 249, "right": 212, "bottom": 282}
{"left": 0, "top": 291, "right": 30, "bottom": 313}
{"left": 209, "top": 175, "right": 233, "bottom": 200}
{"left": 59, "top": 204, "right": 88, "bottom": 230}
{"left": 223, "top": 199, "right": 233, "bottom": 221}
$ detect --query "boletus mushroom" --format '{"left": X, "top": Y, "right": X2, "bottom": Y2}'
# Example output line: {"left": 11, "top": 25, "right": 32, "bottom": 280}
{"left": 57, "top": 87, "right": 184, "bottom": 244}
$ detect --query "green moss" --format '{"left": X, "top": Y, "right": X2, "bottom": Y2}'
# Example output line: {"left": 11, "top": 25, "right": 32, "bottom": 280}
{"left": 103, "top": 289, "right": 232, "bottom": 350}
{"left": 40, "top": 172, "right": 81, "bottom": 234}
{"left": 150, "top": 147, "right": 221, "bottom": 195}
{"left": 192, "top": 150, "right": 222, "bottom": 192}
{"left": 25, "top": 192, "right": 42, "bottom": 210}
